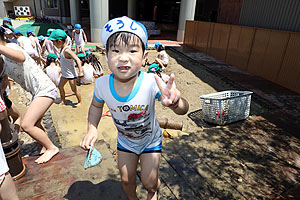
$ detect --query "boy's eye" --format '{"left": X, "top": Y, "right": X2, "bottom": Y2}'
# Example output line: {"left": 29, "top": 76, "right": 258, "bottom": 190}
{"left": 112, "top": 49, "right": 119, "bottom": 53}
{"left": 130, "top": 50, "right": 137, "bottom": 53}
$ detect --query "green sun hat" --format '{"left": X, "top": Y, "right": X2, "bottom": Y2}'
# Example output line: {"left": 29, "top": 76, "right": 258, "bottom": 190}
{"left": 147, "top": 63, "right": 160, "bottom": 73}
{"left": 86, "top": 50, "right": 92, "bottom": 57}
{"left": 46, "top": 28, "right": 54, "bottom": 36}
{"left": 48, "top": 29, "right": 67, "bottom": 40}
{"left": 77, "top": 53, "right": 86, "bottom": 58}
{"left": 47, "top": 53, "right": 58, "bottom": 60}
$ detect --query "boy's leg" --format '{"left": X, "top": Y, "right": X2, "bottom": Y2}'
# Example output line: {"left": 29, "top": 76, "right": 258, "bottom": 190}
{"left": 80, "top": 44, "right": 85, "bottom": 54}
{"left": 140, "top": 152, "right": 161, "bottom": 200}
{"left": 75, "top": 46, "right": 80, "bottom": 55}
{"left": 21, "top": 96, "right": 59, "bottom": 164}
{"left": 0, "top": 172, "right": 19, "bottom": 200}
{"left": 154, "top": 58, "right": 166, "bottom": 70}
{"left": 58, "top": 77, "right": 68, "bottom": 104}
{"left": 68, "top": 79, "right": 81, "bottom": 104}
{"left": 117, "top": 150, "right": 139, "bottom": 200}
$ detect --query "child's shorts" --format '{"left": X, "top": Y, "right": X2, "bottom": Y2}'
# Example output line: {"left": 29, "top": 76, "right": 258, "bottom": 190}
{"left": 35, "top": 88, "right": 58, "bottom": 100}
{"left": 117, "top": 142, "right": 162, "bottom": 155}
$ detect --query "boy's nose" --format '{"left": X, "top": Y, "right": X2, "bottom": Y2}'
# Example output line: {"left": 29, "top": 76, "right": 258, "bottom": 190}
{"left": 119, "top": 53, "right": 129, "bottom": 62}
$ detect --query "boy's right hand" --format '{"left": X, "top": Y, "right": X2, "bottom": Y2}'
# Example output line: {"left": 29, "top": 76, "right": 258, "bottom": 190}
{"left": 80, "top": 131, "right": 98, "bottom": 150}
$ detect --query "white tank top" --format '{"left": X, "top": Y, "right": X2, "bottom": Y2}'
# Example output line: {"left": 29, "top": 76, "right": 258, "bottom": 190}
{"left": 17, "top": 36, "right": 36, "bottom": 55}
{"left": 80, "top": 64, "right": 94, "bottom": 84}
{"left": 74, "top": 29, "right": 84, "bottom": 46}
{"left": 60, "top": 46, "right": 78, "bottom": 78}
{"left": 46, "top": 64, "right": 61, "bottom": 87}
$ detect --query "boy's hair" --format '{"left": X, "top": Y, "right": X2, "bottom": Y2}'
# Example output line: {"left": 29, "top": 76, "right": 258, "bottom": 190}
{"left": 46, "top": 57, "right": 57, "bottom": 67}
{"left": 78, "top": 56, "right": 89, "bottom": 65}
{"left": 106, "top": 32, "right": 145, "bottom": 53}
{"left": 87, "top": 53, "right": 103, "bottom": 75}
{"left": 157, "top": 45, "right": 165, "bottom": 52}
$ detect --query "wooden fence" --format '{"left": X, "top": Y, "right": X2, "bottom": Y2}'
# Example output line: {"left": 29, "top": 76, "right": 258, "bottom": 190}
{"left": 184, "top": 20, "right": 300, "bottom": 94}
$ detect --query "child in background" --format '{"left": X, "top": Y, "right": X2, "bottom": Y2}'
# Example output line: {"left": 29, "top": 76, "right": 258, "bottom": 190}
{"left": 2, "top": 17, "right": 12, "bottom": 26}
{"left": 86, "top": 50, "right": 104, "bottom": 77}
{"left": 0, "top": 95, "right": 19, "bottom": 200}
{"left": 48, "top": 29, "right": 84, "bottom": 105}
{"left": 147, "top": 63, "right": 176, "bottom": 88}
{"left": 154, "top": 42, "right": 169, "bottom": 70}
{"left": 2, "top": 24, "right": 17, "bottom": 44}
{"left": 27, "top": 29, "right": 42, "bottom": 66}
{"left": 0, "top": 26, "right": 59, "bottom": 164}
{"left": 80, "top": 17, "right": 189, "bottom": 200}
{"left": 71, "top": 24, "right": 87, "bottom": 55}
{"left": 45, "top": 53, "right": 61, "bottom": 87}
{"left": 14, "top": 30, "right": 40, "bottom": 62}
{"left": 42, "top": 28, "right": 59, "bottom": 58}
{"left": 77, "top": 53, "right": 100, "bottom": 85}
{"left": 64, "top": 29, "right": 72, "bottom": 48}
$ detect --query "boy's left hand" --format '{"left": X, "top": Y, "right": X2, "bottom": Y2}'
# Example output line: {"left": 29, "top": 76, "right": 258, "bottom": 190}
{"left": 154, "top": 74, "right": 180, "bottom": 107}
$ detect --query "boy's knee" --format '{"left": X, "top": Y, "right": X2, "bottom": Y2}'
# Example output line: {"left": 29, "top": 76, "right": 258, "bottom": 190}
{"left": 21, "top": 121, "right": 32, "bottom": 132}
{"left": 141, "top": 177, "right": 159, "bottom": 191}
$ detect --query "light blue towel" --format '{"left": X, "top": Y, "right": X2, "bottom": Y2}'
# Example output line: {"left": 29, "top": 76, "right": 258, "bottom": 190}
{"left": 84, "top": 146, "right": 102, "bottom": 169}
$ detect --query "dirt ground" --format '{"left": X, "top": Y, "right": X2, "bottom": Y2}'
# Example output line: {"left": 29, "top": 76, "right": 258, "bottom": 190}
{"left": 11, "top": 47, "right": 270, "bottom": 153}
{"left": 96, "top": 48, "right": 267, "bottom": 135}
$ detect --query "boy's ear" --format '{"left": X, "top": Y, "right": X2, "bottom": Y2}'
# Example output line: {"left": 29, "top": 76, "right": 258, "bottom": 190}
{"left": 143, "top": 51, "right": 148, "bottom": 58}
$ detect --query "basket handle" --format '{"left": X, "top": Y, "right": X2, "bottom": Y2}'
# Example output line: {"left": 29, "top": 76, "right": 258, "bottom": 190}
{"left": 204, "top": 99, "right": 211, "bottom": 104}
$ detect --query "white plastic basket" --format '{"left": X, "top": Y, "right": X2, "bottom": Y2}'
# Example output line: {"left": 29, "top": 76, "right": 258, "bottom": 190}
{"left": 200, "top": 91, "right": 253, "bottom": 125}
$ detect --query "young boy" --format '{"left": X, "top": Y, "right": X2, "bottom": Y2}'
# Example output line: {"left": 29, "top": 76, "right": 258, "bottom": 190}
{"left": 80, "top": 16, "right": 189, "bottom": 200}
{"left": 71, "top": 24, "right": 87, "bottom": 55}
{"left": 48, "top": 29, "right": 84, "bottom": 105}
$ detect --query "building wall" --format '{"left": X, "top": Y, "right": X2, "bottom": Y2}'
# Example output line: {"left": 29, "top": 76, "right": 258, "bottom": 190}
{"left": 217, "top": 0, "right": 243, "bottom": 25}
{"left": 239, "top": 0, "right": 300, "bottom": 32}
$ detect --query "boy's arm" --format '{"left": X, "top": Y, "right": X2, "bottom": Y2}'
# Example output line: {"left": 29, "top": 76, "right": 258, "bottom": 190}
{"left": 82, "top": 30, "right": 87, "bottom": 43}
{"left": 154, "top": 74, "right": 189, "bottom": 115}
{"left": 80, "top": 97, "right": 104, "bottom": 149}
{"left": 71, "top": 30, "right": 75, "bottom": 45}
{"left": 64, "top": 48, "right": 84, "bottom": 75}
{"left": 0, "top": 44, "right": 25, "bottom": 63}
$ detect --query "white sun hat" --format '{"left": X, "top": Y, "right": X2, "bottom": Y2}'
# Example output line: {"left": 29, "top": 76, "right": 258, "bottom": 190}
{"left": 101, "top": 16, "right": 148, "bottom": 49}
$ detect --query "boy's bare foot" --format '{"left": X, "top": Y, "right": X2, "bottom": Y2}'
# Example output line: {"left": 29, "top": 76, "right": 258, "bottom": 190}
{"left": 35, "top": 147, "right": 59, "bottom": 164}
{"left": 60, "top": 101, "right": 66, "bottom": 105}
{"left": 40, "top": 146, "right": 46, "bottom": 154}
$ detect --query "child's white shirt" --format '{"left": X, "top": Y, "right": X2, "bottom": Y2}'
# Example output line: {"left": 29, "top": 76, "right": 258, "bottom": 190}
{"left": 60, "top": 46, "right": 77, "bottom": 78}
{"left": 17, "top": 36, "right": 36, "bottom": 56}
{"left": 159, "top": 50, "right": 169, "bottom": 65}
{"left": 93, "top": 71, "right": 163, "bottom": 154}
{"left": 46, "top": 63, "right": 61, "bottom": 87}
{"left": 2, "top": 43, "right": 56, "bottom": 98}
{"left": 80, "top": 64, "right": 94, "bottom": 84}
{"left": 73, "top": 29, "right": 85, "bottom": 46}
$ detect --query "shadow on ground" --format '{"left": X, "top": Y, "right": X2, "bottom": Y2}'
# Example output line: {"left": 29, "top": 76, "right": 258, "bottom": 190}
{"left": 160, "top": 117, "right": 300, "bottom": 199}
{"left": 64, "top": 179, "right": 126, "bottom": 200}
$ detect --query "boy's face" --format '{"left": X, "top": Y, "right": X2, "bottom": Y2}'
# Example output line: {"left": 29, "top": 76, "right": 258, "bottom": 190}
{"left": 107, "top": 36, "right": 144, "bottom": 81}
{"left": 53, "top": 39, "right": 64, "bottom": 48}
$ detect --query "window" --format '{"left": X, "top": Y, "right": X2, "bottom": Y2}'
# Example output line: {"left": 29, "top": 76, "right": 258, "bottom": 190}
{"left": 45, "top": 0, "right": 58, "bottom": 8}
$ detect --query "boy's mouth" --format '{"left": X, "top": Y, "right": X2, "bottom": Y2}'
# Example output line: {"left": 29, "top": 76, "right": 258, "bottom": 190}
{"left": 118, "top": 66, "right": 130, "bottom": 72}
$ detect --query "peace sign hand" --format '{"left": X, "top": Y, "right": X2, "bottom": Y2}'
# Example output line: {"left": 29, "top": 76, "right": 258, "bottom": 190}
{"left": 154, "top": 73, "right": 180, "bottom": 108}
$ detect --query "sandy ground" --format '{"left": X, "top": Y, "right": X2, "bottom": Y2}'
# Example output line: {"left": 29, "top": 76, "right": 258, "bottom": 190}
{"left": 9, "top": 48, "right": 263, "bottom": 154}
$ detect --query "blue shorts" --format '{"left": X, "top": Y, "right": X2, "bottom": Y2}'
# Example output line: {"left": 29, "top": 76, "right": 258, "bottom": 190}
{"left": 117, "top": 142, "right": 162, "bottom": 155}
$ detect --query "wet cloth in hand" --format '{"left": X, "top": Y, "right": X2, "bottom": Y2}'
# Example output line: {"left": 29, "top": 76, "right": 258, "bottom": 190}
{"left": 84, "top": 146, "right": 102, "bottom": 169}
